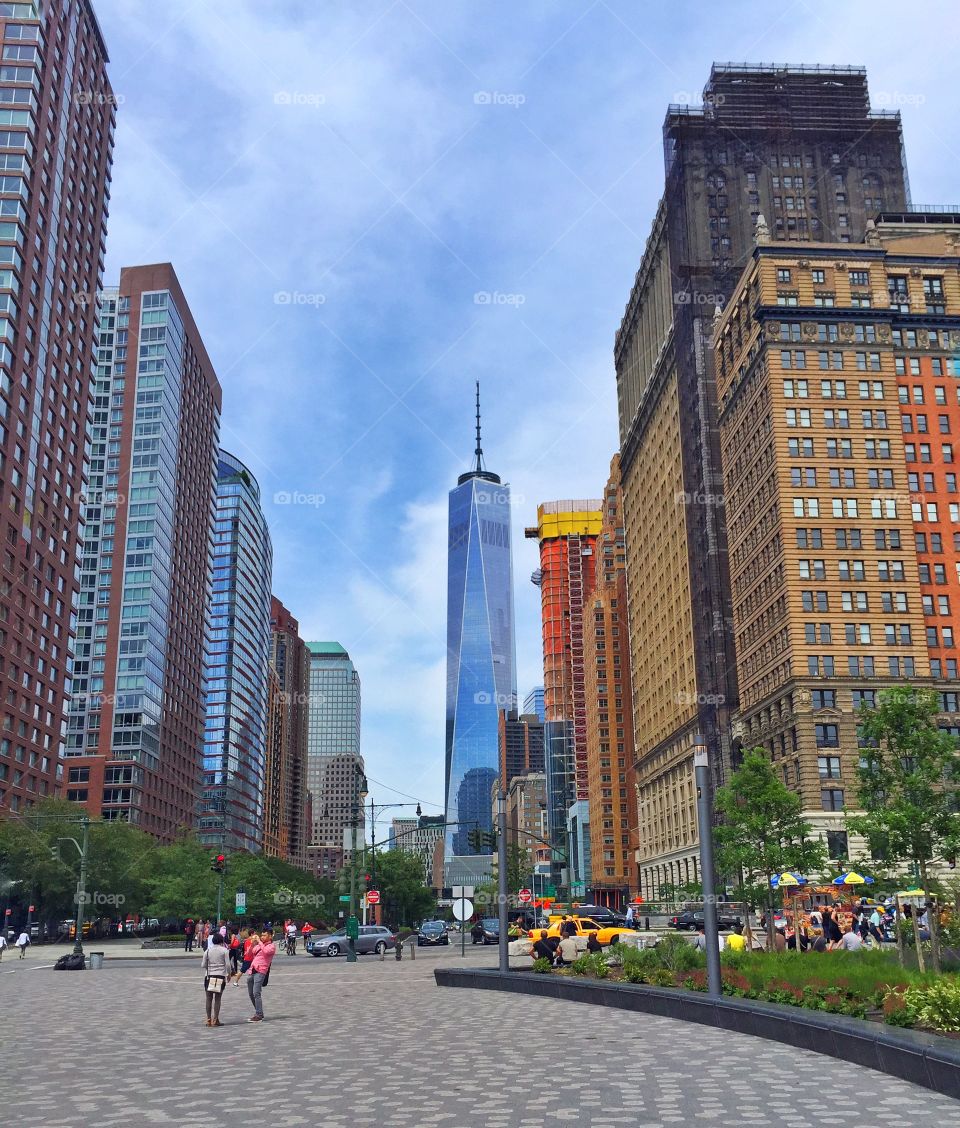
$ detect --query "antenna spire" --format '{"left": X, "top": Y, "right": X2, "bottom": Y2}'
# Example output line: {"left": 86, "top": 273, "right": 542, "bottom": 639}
{"left": 474, "top": 380, "right": 485, "bottom": 472}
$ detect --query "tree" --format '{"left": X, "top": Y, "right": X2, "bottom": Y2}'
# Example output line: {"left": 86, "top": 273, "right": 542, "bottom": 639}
{"left": 369, "top": 849, "right": 436, "bottom": 927}
{"left": 848, "top": 686, "right": 960, "bottom": 972}
{"left": 714, "top": 748, "right": 826, "bottom": 947}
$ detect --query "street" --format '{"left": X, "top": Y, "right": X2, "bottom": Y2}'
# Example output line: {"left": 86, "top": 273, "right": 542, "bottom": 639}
{"left": 3, "top": 943, "right": 958, "bottom": 1126}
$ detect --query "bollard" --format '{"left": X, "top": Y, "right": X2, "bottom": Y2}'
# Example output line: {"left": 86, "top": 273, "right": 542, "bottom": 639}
{"left": 395, "top": 938, "right": 403, "bottom": 961}
{"left": 645, "top": 916, "right": 650, "bottom": 931}
{"left": 380, "top": 944, "right": 385, "bottom": 962}
{"left": 409, "top": 938, "right": 415, "bottom": 961}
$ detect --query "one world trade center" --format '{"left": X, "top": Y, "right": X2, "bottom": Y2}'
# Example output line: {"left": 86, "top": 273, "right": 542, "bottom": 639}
{"left": 444, "top": 385, "right": 517, "bottom": 876}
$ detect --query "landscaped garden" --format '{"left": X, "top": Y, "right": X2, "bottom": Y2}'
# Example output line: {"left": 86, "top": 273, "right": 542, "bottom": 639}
{"left": 530, "top": 933, "right": 960, "bottom": 1034}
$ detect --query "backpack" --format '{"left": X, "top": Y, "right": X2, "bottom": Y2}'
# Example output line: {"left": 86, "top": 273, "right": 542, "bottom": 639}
{"left": 54, "top": 952, "right": 86, "bottom": 971}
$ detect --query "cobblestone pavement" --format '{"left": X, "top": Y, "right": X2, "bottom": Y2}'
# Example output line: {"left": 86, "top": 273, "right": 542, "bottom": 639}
{"left": 3, "top": 947, "right": 956, "bottom": 1126}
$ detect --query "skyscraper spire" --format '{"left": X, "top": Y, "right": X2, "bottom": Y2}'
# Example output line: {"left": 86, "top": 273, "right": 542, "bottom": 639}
{"left": 474, "top": 380, "right": 485, "bottom": 473}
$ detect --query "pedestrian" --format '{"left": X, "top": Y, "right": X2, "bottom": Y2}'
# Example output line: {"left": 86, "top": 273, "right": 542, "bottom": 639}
{"left": 693, "top": 923, "right": 725, "bottom": 952}
{"left": 532, "top": 930, "right": 555, "bottom": 964}
{"left": 725, "top": 924, "right": 746, "bottom": 952}
{"left": 201, "top": 919, "right": 211, "bottom": 949}
{"left": 228, "top": 929, "right": 242, "bottom": 976}
{"left": 555, "top": 932, "right": 578, "bottom": 966}
{"left": 857, "top": 910, "right": 870, "bottom": 942}
{"left": 822, "top": 908, "right": 842, "bottom": 950}
{"left": 16, "top": 929, "right": 30, "bottom": 958}
{"left": 0, "top": 931, "right": 7, "bottom": 961}
{"left": 868, "top": 906, "right": 886, "bottom": 945}
{"left": 773, "top": 927, "right": 787, "bottom": 953}
{"left": 234, "top": 928, "right": 255, "bottom": 985}
{"left": 839, "top": 923, "right": 863, "bottom": 952}
{"left": 183, "top": 918, "right": 196, "bottom": 953}
{"left": 625, "top": 903, "right": 635, "bottom": 926}
{"left": 245, "top": 928, "right": 276, "bottom": 1022}
{"left": 201, "top": 933, "right": 231, "bottom": 1027}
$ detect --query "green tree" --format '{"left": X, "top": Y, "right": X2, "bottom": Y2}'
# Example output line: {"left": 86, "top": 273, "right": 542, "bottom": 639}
{"left": 714, "top": 748, "right": 826, "bottom": 947}
{"left": 368, "top": 849, "right": 436, "bottom": 927}
{"left": 848, "top": 686, "right": 960, "bottom": 972}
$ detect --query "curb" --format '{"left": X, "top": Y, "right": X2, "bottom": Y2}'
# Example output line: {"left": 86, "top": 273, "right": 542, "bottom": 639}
{"left": 434, "top": 968, "right": 960, "bottom": 1100}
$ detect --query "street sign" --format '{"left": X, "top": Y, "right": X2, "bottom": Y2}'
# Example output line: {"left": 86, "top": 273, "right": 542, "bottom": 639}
{"left": 235, "top": 906, "right": 246, "bottom": 915}
{"left": 338, "top": 894, "right": 351, "bottom": 902}
{"left": 235, "top": 891, "right": 246, "bottom": 912}
{"left": 452, "top": 898, "right": 474, "bottom": 921}
{"left": 346, "top": 916, "right": 359, "bottom": 940}
{"left": 366, "top": 890, "right": 380, "bottom": 905}
{"left": 518, "top": 888, "right": 532, "bottom": 903}
{"left": 452, "top": 885, "right": 474, "bottom": 899}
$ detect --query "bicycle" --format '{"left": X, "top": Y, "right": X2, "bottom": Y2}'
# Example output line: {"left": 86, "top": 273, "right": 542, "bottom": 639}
{"left": 283, "top": 933, "right": 297, "bottom": 956}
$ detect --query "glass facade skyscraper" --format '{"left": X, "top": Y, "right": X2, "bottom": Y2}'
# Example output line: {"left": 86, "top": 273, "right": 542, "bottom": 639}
{"left": 200, "top": 451, "right": 272, "bottom": 853}
{"left": 65, "top": 266, "right": 220, "bottom": 838}
{"left": 305, "top": 642, "right": 363, "bottom": 878}
{"left": 445, "top": 388, "right": 517, "bottom": 859}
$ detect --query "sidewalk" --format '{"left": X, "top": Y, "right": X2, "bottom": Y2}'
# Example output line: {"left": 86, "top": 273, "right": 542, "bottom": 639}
{"left": 22, "top": 939, "right": 205, "bottom": 961}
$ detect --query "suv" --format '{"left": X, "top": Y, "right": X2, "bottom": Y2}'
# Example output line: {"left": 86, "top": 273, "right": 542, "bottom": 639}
{"left": 670, "top": 909, "right": 742, "bottom": 932}
{"left": 417, "top": 921, "right": 449, "bottom": 946}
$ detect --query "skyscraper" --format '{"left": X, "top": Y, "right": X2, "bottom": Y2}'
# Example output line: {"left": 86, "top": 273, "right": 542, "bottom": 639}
{"left": 445, "top": 384, "right": 517, "bottom": 865}
{"left": 199, "top": 451, "right": 273, "bottom": 853}
{"left": 525, "top": 500, "right": 602, "bottom": 893}
{"left": 268, "top": 596, "right": 311, "bottom": 869}
{"left": 583, "top": 455, "right": 636, "bottom": 904}
{"left": 65, "top": 265, "right": 221, "bottom": 838}
{"left": 615, "top": 64, "right": 910, "bottom": 895}
{"left": 0, "top": 0, "right": 114, "bottom": 814}
{"left": 523, "top": 687, "right": 546, "bottom": 723}
{"left": 305, "top": 641, "right": 363, "bottom": 878}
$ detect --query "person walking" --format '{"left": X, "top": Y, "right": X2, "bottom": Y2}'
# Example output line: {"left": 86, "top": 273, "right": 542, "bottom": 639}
{"left": 228, "top": 929, "right": 242, "bottom": 977}
{"left": 245, "top": 928, "right": 276, "bottom": 1022}
{"left": 16, "top": 929, "right": 30, "bottom": 958}
{"left": 201, "top": 933, "right": 231, "bottom": 1027}
{"left": 183, "top": 918, "right": 196, "bottom": 953}
{"left": 201, "top": 919, "right": 211, "bottom": 949}
{"left": 0, "top": 931, "right": 7, "bottom": 961}
{"left": 235, "top": 927, "right": 256, "bottom": 985}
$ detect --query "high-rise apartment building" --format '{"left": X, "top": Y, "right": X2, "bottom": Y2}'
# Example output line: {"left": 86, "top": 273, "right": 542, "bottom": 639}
{"left": 0, "top": 0, "right": 114, "bottom": 814}
{"left": 583, "top": 456, "right": 636, "bottom": 904}
{"left": 262, "top": 665, "right": 286, "bottom": 859}
{"left": 615, "top": 64, "right": 910, "bottom": 896}
{"left": 268, "top": 596, "right": 311, "bottom": 869}
{"left": 65, "top": 265, "right": 220, "bottom": 837}
{"left": 387, "top": 812, "right": 445, "bottom": 888}
{"left": 525, "top": 501, "right": 601, "bottom": 891}
{"left": 498, "top": 708, "right": 545, "bottom": 787}
{"left": 199, "top": 451, "right": 272, "bottom": 854}
{"left": 708, "top": 215, "right": 960, "bottom": 882}
{"left": 305, "top": 641, "right": 363, "bottom": 877}
{"left": 445, "top": 387, "right": 517, "bottom": 864}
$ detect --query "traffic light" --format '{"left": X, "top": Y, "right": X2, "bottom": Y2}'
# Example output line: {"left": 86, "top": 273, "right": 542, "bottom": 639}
{"left": 484, "top": 831, "right": 498, "bottom": 849}
{"left": 467, "top": 828, "right": 482, "bottom": 852}
{"left": 211, "top": 853, "right": 226, "bottom": 874}
{"left": 364, "top": 873, "right": 372, "bottom": 889}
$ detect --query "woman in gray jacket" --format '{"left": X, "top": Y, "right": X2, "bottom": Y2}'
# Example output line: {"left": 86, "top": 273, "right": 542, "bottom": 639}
{"left": 201, "top": 933, "right": 231, "bottom": 1026}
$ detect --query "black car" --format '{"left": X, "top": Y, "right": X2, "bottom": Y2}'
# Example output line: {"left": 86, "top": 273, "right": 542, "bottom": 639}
{"left": 571, "top": 905, "right": 630, "bottom": 928}
{"left": 471, "top": 918, "right": 499, "bottom": 944}
{"left": 417, "top": 920, "right": 450, "bottom": 946}
{"left": 670, "top": 909, "right": 742, "bottom": 932}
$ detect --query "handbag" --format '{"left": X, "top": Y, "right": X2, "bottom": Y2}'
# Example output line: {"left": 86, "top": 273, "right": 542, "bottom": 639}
{"left": 261, "top": 967, "right": 270, "bottom": 987}
{"left": 205, "top": 974, "right": 227, "bottom": 994}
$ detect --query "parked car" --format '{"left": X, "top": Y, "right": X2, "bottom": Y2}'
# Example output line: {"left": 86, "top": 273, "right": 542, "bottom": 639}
{"left": 417, "top": 921, "right": 449, "bottom": 946}
{"left": 669, "top": 909, "right": 742, "bottom": 932}
{"left": 307, "top": 925, "right": 396, "bottom": 957}
{"left": 472, "top": 918, "right": 500, "bottom": 944}
{"left": 570, "top": 905, "right": 629, "bottom": 927}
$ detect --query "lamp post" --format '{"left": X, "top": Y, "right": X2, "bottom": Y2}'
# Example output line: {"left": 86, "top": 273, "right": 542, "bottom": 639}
{"left": 694, "top": 734, "right": 722, "bottom": 998}
{"left": 57, "top": 817, "right": 90, "bottom": 957}
{"left": 346, "top": 769, "right": 368, "bottom": 964}
{"left": 497, "top": 789, "right": 508, "bottom": 974}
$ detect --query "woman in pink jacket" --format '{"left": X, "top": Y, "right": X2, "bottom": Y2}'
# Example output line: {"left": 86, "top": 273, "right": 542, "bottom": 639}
{"left": 245, "top": 929, "right": 276, "bottom": 1022}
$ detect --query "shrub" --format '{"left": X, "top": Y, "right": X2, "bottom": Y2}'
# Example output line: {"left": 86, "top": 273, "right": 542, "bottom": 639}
{"left": 903, "top": 979, "right": 960, "bottom": 1032}
{"left": 646, "top": 968, "right": 676, "bottom": 988}
{"left": 531, "top": 957, "right": 552, "bottom": 974}
{"left": 655, "top": 932, "right": 702, "bottom": 973}
{"left": 571, "top": 955, "right": 592, "bottom": 977}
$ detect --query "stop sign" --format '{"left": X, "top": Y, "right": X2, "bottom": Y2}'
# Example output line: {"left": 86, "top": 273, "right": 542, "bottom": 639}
{"left": 366, "top": 890, "right": 381, "bottom": 905}
{"left": 518, "top": 889, "right": 532, "bottom": 903}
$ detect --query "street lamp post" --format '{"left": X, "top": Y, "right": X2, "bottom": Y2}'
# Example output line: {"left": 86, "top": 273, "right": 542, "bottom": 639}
{"left": 693, "top": 735, "right": 722, "bottom": 998}
{"left": 497, "top": 789, "right": 508, "bottom": 974}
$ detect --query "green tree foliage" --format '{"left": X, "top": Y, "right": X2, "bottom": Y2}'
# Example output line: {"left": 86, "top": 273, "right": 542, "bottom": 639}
{"left": 714, "top": 748, "right": 826, "bottom": 945}
{"left": 369, "top": 849, "right": 436, "bottom": 927}
{"left": 848, "top": 686, "right": 960, "bottom": 971}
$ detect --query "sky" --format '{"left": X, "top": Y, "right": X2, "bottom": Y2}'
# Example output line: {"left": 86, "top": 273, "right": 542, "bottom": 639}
{"left": 96, "top": 0, "right": 958, "bottom": 837}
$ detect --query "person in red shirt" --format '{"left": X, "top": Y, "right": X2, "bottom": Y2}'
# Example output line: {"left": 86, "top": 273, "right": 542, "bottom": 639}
{"left": 233, "top": 928, "right": 255, "bottom": 985}
{"left": 245, "top": 929, "right": 276, "bottom": 1022}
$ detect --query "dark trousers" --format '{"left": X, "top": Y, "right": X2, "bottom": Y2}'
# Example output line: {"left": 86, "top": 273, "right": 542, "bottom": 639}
{"left": 185, "top": 936, "right": 194, "bottom": 951}
{"left": 247, "top": 970, "right": 266, "bottom": 1017}
{"left": 205, "top": 989, "right": 223, "bottom": 1022}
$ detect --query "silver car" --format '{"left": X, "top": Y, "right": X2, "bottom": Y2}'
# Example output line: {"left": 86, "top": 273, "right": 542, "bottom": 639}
{"left": 307, "top": 925, "right": 396, "bottom": 957}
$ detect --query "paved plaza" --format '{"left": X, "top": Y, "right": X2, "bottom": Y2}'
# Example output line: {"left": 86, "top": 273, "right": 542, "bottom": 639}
{"left": 3, "top": 944, "right": 957, "bottom": 1126}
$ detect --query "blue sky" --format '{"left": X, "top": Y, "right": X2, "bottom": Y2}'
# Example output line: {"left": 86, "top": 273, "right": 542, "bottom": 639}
{"left": 98, "top": 0, "right": 957, "bottom": 835}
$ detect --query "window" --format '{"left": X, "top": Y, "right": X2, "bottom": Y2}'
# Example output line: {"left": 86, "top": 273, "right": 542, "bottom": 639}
{"left": 821, "top": 788, "right": 845, "bottom": 811}
{"left": 812, "top": 689, "right": 836, "bottom": 709}
{"left": 850, "top": 270, "right": 869, "bottom": 287}
{"left": 827, "top": 830, "right": 849, "bottom": 861}
{"left": 818, "top": 755, "right": 842, "bottom": 778}
{"left": 811, "top": 269, "right": 826, "bottom": 284}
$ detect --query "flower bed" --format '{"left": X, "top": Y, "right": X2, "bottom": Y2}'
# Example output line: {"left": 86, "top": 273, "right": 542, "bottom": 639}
{"left": 536, "top": 935, "right": 960, "bottom": 1035}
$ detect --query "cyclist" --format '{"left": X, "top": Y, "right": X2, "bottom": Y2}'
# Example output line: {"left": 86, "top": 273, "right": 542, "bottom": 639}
{"left": 284, "top": 919, "right": 298, "bottom": 955}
